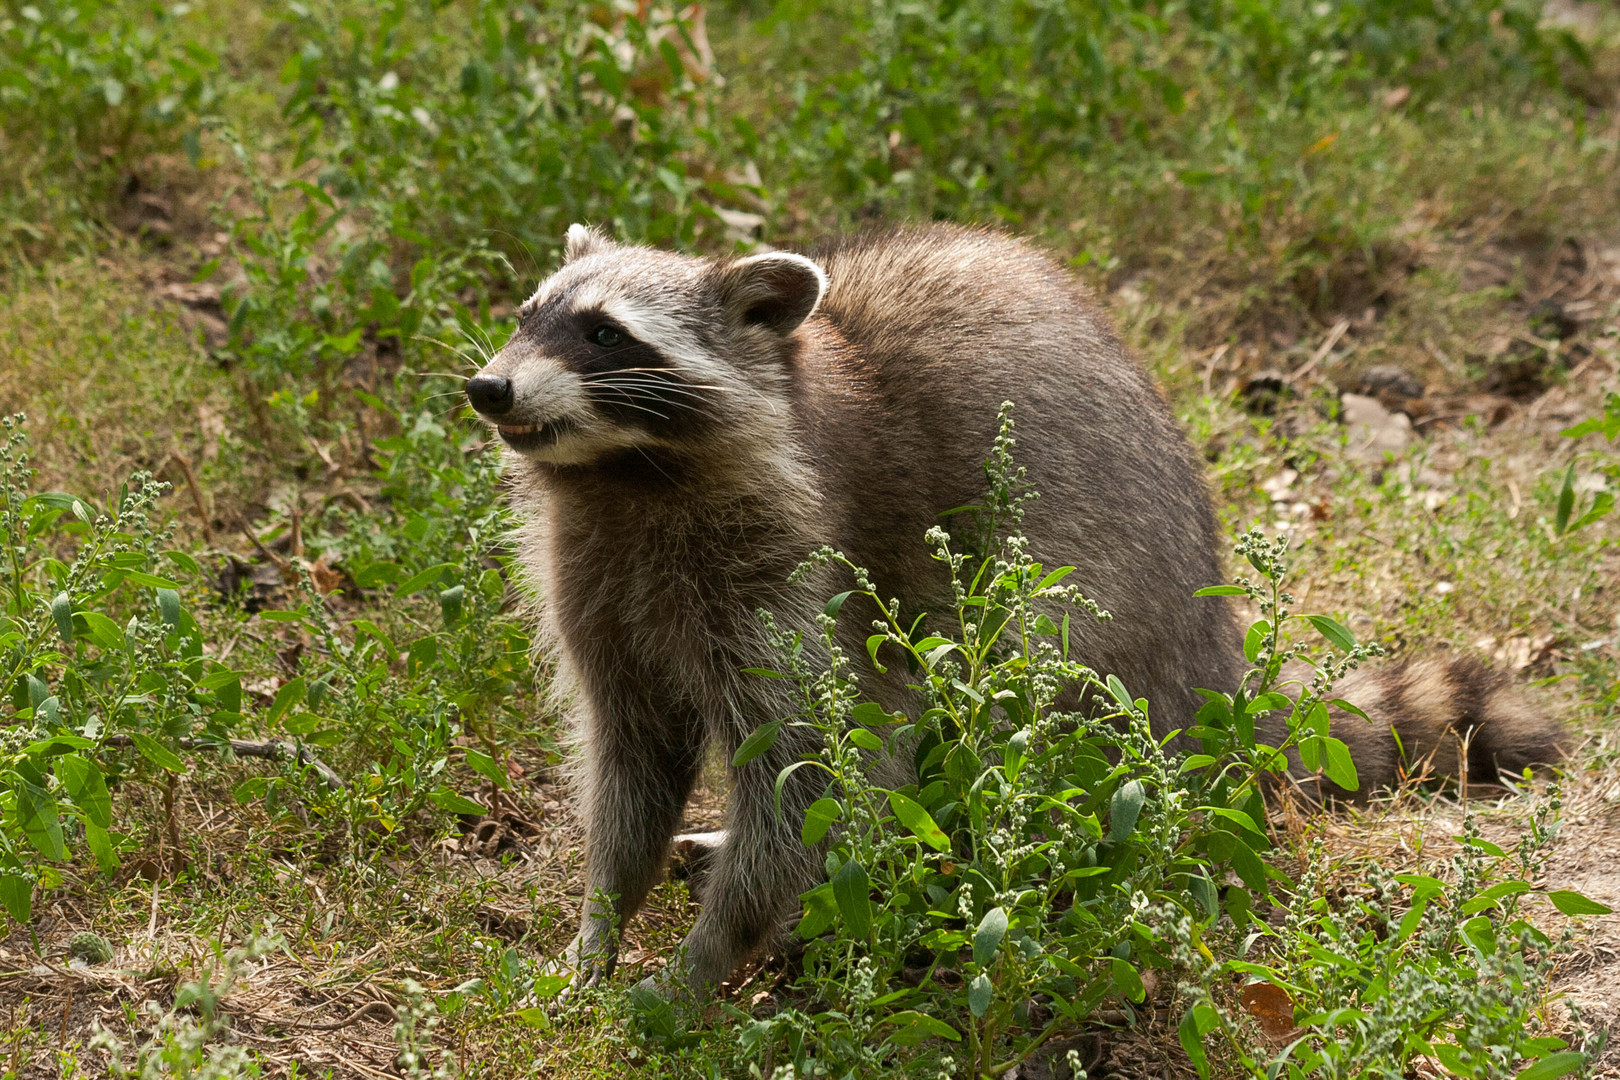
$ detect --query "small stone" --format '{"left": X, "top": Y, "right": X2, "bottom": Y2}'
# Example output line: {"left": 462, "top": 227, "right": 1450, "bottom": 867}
{"left": 1358, "top": 364, "right": 1423, "bottom": 401}
{"left": 67, "top": 931, "right": 115, "bottom": 966}
{"left": 1340, "top": 393, "right": 1411, "bottom": 462}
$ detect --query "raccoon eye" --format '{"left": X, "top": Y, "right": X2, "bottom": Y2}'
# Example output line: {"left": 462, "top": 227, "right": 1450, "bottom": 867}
{"left": 588, "top": 325, "right": 623, "bottom": 348}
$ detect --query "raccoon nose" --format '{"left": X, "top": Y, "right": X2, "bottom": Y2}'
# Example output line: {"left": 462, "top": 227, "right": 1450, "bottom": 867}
{"left": 465, "top": 374, "right": 514, "bottom": 416}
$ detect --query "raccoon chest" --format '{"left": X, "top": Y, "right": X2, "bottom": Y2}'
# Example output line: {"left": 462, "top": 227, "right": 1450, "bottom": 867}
{"left": 553, "top": 553, "right": 787, "bottom": 699}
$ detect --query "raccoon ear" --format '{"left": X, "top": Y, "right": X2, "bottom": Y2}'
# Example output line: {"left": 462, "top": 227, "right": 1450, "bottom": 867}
{"left": 715, "top": 252, "right": 827, "bottom": 335}
{"left": 564, "top": 223, "right": 611, "bottom": 263}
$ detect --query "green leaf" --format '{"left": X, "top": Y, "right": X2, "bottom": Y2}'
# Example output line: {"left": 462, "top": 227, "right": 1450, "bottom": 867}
{"left": 866, "top": 634, "right": 889, "bottom": 672}
{"left": 1462, "top": 914, "right": 1496, "bottom": 955}
{"left": 15, "top": 781, "right": 64, "bottom": 860}
{"left": 1434, "top": 1043, "right": 1469, "bottom": 1075}
{"left": 128, "top": 732, "right": 186, "bottom": 773}
{"left": 1034, "top": 566, "right": 1075, "bottom": 592}
{"left": 801, "top": 797, "right": 841, "bottom": 846}
{"left": 84, "top": 823, "right": 119, "bottom": 874}
{"left": 851, "top": 702, "right": 899, "bottom": 726}
{"left": 429, "top": 788, "right": 486, "bottom": 816}
{"left": 823, "top": 590, "right": 853, "bottom": 618}
{"left": 355, "top": 562, "right": 402, "bottom": 588}
{"left": 1396, "top": 896, "right": 1429, "bottom": 942}
{"left": 883, "top": 1010, "right": 960, "bottom": 1046}
{"left": 1193, "top": 585, "right": 1247, "bottom": 596}
{"left": 1188, "top": 872, "right": 1218, "bottom": 919}
{"left": 732, "top": 720, "right": 781, "bottom": 767}
{"left": 888, "top": 791, "right": 950, "bottom": 852}
{"left": 968, "top": 973, "right": 994, "bottom": 1018}
{"left": 163, "top": 549, "right": 202, "bottom": 576}
{"left": 1110, "top": 957, "right": 1145, "bottom": 1002}
{"left": 0, "top": 863, "right": 32, "bottom": 922}
{"left": 1243, "top": 621, "right": 1268, "bottom": 664}
{"left": 832, "top": 858, "right": 871, "bottom": 938}
{"left": 797, "top": 882, "right": 838, "bottom": 939}
{"left": 267, "top": 678, "right": 307, "bottom": 726}
{"left": 1322, "top": 736, "right": 1359, "bottom": 791}
{"left": 439, "top": 584, "right": 465, "bottom": 626}
{"left": 973, "top": 906, "right": 1008, "bottom": 966}
{"left": 1109, "top": 780, "right": 1145, "bottom": 842}
{"left": 1570, "top": 490, "right": 1614, "bottom": 533}
{"left": 1200, "top": 805, "right": 1268, "bottom": 838}
{"left": 156, "top": 588, "right": 182, "bottom": 628}
{"left": 512, "top": 1007, "right": 551, "bottom": 1030}
{"left": 531, "top": 974, "right": 571, "bottom": 1001}
{"left": 848, "top": 727, "right": 883, "bottom": 752}
{"left": 1547, "top": 890, "right": 1613, "bottom": 916}
{"left": 394, "top": 563, "right": 455, "bottom": 597}
{"left": 118, "top": 570, "right": 183, "bottom": 590}
{"left": 51, "top": 593, "right": 73, "bottom": 642}
{"left": 1476, "top": 879, "right": 1533, "bottom": 902}
{"left": 1555, "top": 461, "right": 1577, "bottom": 535}
{"left": 14, "top": 777, "right": 64, "bottom": 861}
{"left": 1515, "top": 1052, "right": 1587, "bottom": 1080}
{"left": 55, "top": 755, "right": 112, "bottom": 828}
{"left": 1179, "top": 1003, "right": 1218, "bottom": 1080}
{"left": 1305, "top": 615, "right": 1356, "bottom": 653}
{"left": 463, "top": 749, "right": 510, "bottom": 790}
{"left": 77, "top": 611, "right": 124, "bottom": 651}
{"left": 1106, "top": 674, "right": 1134, "bottom": 710}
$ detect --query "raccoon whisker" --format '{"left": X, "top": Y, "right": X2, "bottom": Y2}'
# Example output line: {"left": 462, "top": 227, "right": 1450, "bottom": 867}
{"left": 454, "top": 332, "right": 493, "bottom": 368}
{"left": 585, "top": 378, "right": 715, "bottom": 403}
{"left": 595, "top": 368, "right": 742, "bottom": 392}
{"left": 414, "top": 335, "right": 486, "bottom": 371}
{"left": 588, "top": 385, "right": 711, "bottom": 417}
{"left": 402, "top": 370, "right": 472, "bottom": 381}
{"left": 592, "top": 394, "right": 671, "bottom": 421}
{"left": 633, "top": 445, "right": 679, "bottom": 486}
{"left": 588, "top": 383, "right": 696, "bottom": 413}
{"left": 458, "top": 322, "right": 500, "bottom": 361}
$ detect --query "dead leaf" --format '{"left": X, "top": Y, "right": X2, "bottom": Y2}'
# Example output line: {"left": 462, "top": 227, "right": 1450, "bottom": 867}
{"left": 306, "top": 557, "right": 346, "bottom": 596}
{"left": 1240, "top": 981, "right": 1299, "bottom": 1041}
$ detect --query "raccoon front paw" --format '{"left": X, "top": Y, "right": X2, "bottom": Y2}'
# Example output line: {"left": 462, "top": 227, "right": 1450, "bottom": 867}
{"left": 548, "top": 933, "right": 617, "bottom": 1011}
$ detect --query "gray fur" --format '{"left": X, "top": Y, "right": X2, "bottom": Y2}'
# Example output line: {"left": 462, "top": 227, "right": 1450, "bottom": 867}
{"left": 466, "top": 224, "right": 1565, "bottom": 997}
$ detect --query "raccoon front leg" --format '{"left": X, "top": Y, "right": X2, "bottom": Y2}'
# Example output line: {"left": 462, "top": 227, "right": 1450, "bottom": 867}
{"left": 670, "top": 726, "right": 826, "bottom": 995}
{"left": 565, "top": 706, "right": 703, "bottom": 986}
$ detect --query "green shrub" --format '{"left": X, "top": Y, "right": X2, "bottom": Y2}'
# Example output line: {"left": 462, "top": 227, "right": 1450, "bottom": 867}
{"left": 0, "top": 0, "right": 217, "bottom": 230}
{"left": 0, "top": 408, "right": 534, "bottom": 919}
{"left": 277, "top": 0, "right": 719, "bottom": 270}
{"left": 758, "top": 0, "right": 1582, "bottom": 223}
{"left": 671, "top": 411, "right": 1611, "bottom": 1078}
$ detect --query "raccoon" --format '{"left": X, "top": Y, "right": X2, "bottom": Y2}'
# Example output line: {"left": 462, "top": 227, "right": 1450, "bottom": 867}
{"left": 464, "top": 223, "right": 1565, "bottom": 997}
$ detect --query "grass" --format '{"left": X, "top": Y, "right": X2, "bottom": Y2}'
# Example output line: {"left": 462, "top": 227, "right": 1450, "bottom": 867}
{"left": 1, "top": 0, "right": 1618, "bottom": 1076}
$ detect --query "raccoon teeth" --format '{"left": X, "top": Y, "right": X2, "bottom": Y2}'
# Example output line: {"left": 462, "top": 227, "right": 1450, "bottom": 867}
{"left": 499, "top": 425, "right": 539, "bottom": 435}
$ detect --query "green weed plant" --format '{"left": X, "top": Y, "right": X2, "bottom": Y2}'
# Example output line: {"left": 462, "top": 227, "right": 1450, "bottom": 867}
{"left": 626, "top": 411, "right": 1614, "bottom": 1079}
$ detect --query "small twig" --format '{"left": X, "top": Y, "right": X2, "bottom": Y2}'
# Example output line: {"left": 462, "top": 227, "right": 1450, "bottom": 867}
{"left": 289, "top": 501, "right": 304, "bottom": 560}
{"left": 1202, "top": 343, "right": 1230, "bottom": 397}
{"left": 166, "top": 452, "right": 214, "bottom": 545}
{"left": 163, "top": 772, "right": 181, "bottom": 873}
{"left": 235, "top": 514, "right": 289, "bottom": 572}
{"left": 1289, "top": 318, "right": 1351, "bottom": 385}
{"left": 104, "top": 735, "right": 346, "bottom": 791}
{"left": 251, "top": 1000, "right": 399, "bottom": 1032}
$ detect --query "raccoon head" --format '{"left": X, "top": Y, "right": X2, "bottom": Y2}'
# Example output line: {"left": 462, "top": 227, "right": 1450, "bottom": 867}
{"left": 466, "top": 224, "right": 826, "bottom": 468}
